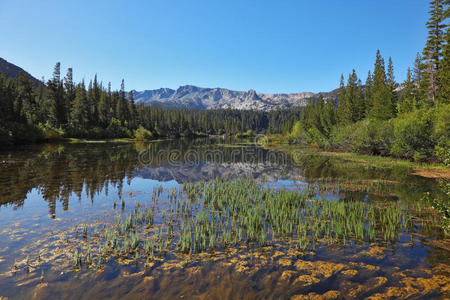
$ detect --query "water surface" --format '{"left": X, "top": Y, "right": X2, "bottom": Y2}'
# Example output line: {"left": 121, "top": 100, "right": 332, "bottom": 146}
{"left": 0, "top": 139, "right": 448, "bottom": 299}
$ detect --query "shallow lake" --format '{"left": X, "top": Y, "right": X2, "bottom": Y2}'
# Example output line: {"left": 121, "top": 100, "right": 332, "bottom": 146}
{"left": 0, "top": 139, "right": 448, "bottom": 299}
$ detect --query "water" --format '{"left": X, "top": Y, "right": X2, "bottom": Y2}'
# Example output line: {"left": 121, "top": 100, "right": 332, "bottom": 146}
{"left": 0, "top": 139, "right": 448, "bottom": 299}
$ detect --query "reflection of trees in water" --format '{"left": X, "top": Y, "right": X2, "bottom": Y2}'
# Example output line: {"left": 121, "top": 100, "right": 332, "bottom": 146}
{"left": 0, "top": 143, "right": 139, "bottom": 216}
{"left": 139, "top": 139, "right": 292, "bottom": 167}
{"left": 0, "top": 139, "right": 443, "bottom": 220}
{"left": 0, "top": 139, "right": 295, "bottom": 215}
{"left": 291, "top": 150, "right": 441, "bottom": 200}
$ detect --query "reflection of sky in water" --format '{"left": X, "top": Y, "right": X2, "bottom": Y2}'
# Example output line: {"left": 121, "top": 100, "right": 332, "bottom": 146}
{"left": 0, "top": 177, "right": 180, "bottom": 227}
{"left": 0, "top": 174, "right": 357, "bottom": 231}
{"left": 0, "top": 142, "right": 448, "bottom": 299}
{"left": 0, "top": 174, "right": 343, "bottom": 255}
{"left": 0, "top": 175, "right": 184, "bottom": 277}
{"left": 124, "top": 177, "right": 179, "bottom": 194}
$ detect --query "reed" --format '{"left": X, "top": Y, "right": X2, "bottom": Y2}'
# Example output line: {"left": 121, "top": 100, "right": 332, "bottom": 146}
{"left": 65, "top": 177, "right": 429, "bottom": 271}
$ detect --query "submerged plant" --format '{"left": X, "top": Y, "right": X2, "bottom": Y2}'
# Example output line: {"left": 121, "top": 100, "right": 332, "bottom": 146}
{"left": 65, "top": 177, "right": 429, "bottom": 272}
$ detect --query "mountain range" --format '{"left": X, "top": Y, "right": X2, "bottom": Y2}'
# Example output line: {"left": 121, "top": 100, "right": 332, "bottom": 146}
{"left": 131, "top": 86, "right": 337, "bottom": 111}
{"left": 0, "top": 57, "right": 338, "bottom": 111}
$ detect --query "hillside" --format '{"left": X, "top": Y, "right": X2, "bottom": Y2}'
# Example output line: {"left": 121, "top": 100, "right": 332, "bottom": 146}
{"left": 0, "top": 57, "right": 40, "bottom": 85}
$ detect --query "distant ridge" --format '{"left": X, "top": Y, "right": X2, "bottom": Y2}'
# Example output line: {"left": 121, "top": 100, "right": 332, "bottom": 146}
{"left": 0, "top": 57, "right": 40, "bottom": 85}
{"left": 0, "top": 57, "right": 340, "bottom": 111}
{"left": 132, "top": 85, "right": 338, "bottom": 111}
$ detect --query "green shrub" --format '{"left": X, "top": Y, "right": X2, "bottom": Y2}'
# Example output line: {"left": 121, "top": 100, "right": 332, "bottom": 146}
{"left": 331, "top": 119, "right": 393, "bottom": 155}
{"left": 134, "top": 125, "right": 153, "bottom": 141}
{"left": 39, "top": 124, "right": 64, "bottom": 140}
{"left": 436, "top": 145, "right": 450, "bottom": 166}
{"left": 289, "top": 121, "right": 329, "bottom": 148}
{"left": 433, "top": 104, "right": 450, "bottom": 164}
{"left": 391, "top": 109, "right": 436, "bottom": 161}
{"left": 258, "top": 134, "right": 285, "bottom": 145}
{"left": 306, "top": 126, "right": 329, "bottom": 148}
{"left": 289, "top": 121, "right": 307, "bottom": 144}
{"left": 106, "top": 118, "right": 131, "bottom": 138}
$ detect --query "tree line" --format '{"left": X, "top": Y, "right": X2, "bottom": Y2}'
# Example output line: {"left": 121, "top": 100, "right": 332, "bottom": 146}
{"left": 0, "top": 63, "right": 302, "bottom": 146}
{"left": 288, "top": 0, "right": 449, "bottom": 163}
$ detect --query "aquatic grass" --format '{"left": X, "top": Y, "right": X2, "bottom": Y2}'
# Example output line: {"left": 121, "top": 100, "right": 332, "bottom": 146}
{"left": 63, "top": 177, "right": 437, "bottom": 272}
{"left": 82, "top": 223, "right": 88, "bottom": 238}
{"left": 72, "top": 249, "right": 81, "bottom": 270}
{"left": 143, "top": 239, "right": 154, "bottom": 258}
{"left": 13, "top": 259, "right": 18, "bottom": 272}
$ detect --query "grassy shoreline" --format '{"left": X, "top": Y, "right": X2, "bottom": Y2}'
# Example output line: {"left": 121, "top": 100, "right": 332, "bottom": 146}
{"left": 262, "top": 141, "right": 450, "bottom": 179}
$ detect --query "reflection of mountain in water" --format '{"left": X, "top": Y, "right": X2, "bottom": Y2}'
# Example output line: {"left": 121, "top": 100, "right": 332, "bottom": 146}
{"left": 0, "top": 139, "right": 437, "bottom": 217}
{"left": 0, "top": 140, "right": 296, "bottom": 214}
{"left": 135, "top": 161, "right": 303, "bottom": 183}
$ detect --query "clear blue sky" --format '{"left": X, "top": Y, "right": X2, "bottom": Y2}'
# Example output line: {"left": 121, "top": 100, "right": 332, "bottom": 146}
{"left": 0, "top": 0, "right": 429, "bottom": 93}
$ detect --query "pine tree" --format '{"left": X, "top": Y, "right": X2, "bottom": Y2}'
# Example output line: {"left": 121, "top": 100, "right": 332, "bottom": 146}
{"left": 17, "top": 73, "right": 36, "bottom": 125}
{"left": 364, "top": 70, "right": 373, "bottom": 115}
{"left": 53, "top": 62, "right": 61, "bottom": 82}
{"left": 387, "top": 57, "right": 398, "bottom": 115}
{"left": 0, "top": 74, "right": 6, "bottom": 127}
{"left": 98, "top": 89, "right": 109, "bottom": 127}
{"left": 128, "top": 90, "right": 137, "bottom": 129}
{"left": 91, "top": 74, "right": 101, "bottom": 126}
{"left": 319, "top": 95, "right": 337, "bottom": 137}
{"left": 437, "top": 13, "right": 449, "bottom": 103}
{"left": 45, "top": 62, "right": 62, "bottom": 127}
{"left": 422, "top": 0, "right": 446, "bottom": 102}
{"left": 71, "top": 81, "right": 89, "bottom": 128}
{"left": 398, "top": 68, "right": 415, "bottom": 113}
{"left": 349, "top": 70, "right": 360, "bottom": 122}
{"left": 369, "top": 50, "right": 392, "bottom": 120}
{"left": 87, "top": 80, "right": 94, "bottom": 127}
{"left": 64, "top": 68, "right": 75, "bottom": 125}
{"left": 115, "top": 79, "right": 128, "bottom": 122}
{"left": 418, "top": 64, "right": 431, "bottom": 105}
{"left": 107, "top": 82, "right": 114, "bottom": 121}
{"left": 337, "top": 74, "right": 349, "bottom": 124}
{"left": 355, "top": 78, "right": 365, "bottom": 121}
{"left": 315, "top": 94, "right": 325, "bottom": 133}
{"left": 413, "top": 53, "right": 422, "bottom": 83}
{"left": 411, "top": 52, "right": 423, "bottom": 105}
{"left": 35, "top": 77, "right": 46, "bottom": 123}
{"left": 340, "top": 70, "right": 359, "bottom": 123}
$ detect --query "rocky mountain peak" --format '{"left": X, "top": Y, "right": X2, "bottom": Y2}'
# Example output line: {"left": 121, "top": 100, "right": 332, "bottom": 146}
{"left": 244, "top": 89, "right": 261, "bottom": 101}
{"left": 132, "top": 85, "right": 335, "bottom": 111}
